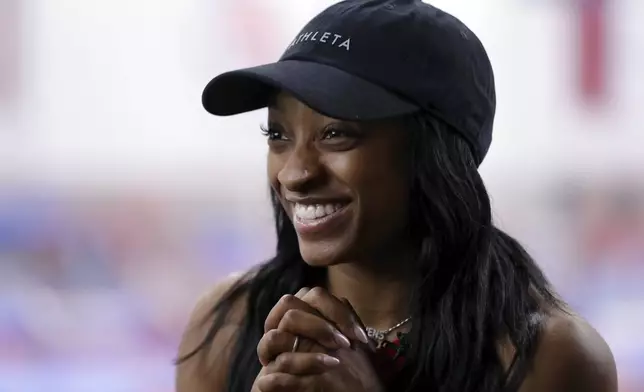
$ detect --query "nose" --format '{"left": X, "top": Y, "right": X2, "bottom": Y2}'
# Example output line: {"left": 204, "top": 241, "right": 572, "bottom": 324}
{"left": 277, "top": 141, "right": 322, "bottom": 192}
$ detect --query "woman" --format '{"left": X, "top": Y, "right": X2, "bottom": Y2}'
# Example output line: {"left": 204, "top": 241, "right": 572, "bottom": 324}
{"left": 176, "top": 1, "right": 617, "bottom": 391}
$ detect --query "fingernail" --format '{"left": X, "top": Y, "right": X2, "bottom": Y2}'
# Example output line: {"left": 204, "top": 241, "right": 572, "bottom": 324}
{"left": 334, "top": 332, "right": 351, "bottom": 348}
{"left": 320, "top": 354, "right": 340, "bottom": 366}
{"left": 354, "top": 326, "right": 369, "bottom": 344}
{"left": 294, "top": 287, "right": 309, "bottom": 298}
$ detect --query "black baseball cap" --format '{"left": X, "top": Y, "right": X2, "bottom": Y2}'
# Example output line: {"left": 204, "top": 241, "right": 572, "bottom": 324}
{"left": 203, "top": 0, "right": 496, "bottom": 164}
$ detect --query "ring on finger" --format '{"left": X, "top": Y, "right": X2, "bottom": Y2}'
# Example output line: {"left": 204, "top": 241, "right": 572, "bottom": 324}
{"left": 291, "top": 336, "right": 300, "bottom": 352}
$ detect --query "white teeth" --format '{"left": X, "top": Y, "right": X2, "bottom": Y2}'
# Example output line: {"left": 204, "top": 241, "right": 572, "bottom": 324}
{"left": 293, "top": 203, "right": 343, "bottom": 221}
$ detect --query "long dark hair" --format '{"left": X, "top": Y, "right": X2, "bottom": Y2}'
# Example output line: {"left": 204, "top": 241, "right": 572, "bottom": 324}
{"left": 177, "top": 113, "right": 563, "bottom": 392}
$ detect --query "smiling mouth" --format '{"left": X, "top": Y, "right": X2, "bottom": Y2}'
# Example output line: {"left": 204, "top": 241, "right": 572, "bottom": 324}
{"left": 292, "top": 202, "right": 348, "bottom": 222}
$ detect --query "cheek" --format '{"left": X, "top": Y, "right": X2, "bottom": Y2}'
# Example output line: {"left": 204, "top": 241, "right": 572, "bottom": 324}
{"left": 363, "top": 173, "right": 410, "bottom": 223}
{"left": 357, "top": 171, "right": 410, "bottom": 247}
{"left": 331, "top": 153, "right": 410, "bottom": 222}
{"left": 267, "top": 153, "right": 282, "bottom": 190}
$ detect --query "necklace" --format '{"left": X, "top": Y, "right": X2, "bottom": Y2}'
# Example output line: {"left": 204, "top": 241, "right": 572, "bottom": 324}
{"left": 365, "top": 316, "right": 412, "bottom": 347}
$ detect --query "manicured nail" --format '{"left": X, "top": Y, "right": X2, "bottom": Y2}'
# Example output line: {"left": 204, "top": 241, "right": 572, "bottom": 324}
{"left": 354, "top": 326, "right": 369, "bottom": 344}
{"left": 334, "top": 331, "right": 351, "bottom": 348}
{"left": 294, "top": 287, "right": 310, "bottom": 298}
{"left": 320, "top": 354, "right": 340, "bottom": 366}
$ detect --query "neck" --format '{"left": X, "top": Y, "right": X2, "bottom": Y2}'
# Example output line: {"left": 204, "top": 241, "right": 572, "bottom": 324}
{"left": 325, "top": 251, "right": 414, "bottom": 332}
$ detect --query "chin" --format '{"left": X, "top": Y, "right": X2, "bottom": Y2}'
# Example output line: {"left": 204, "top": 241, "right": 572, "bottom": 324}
{"left": 297, "top": 239, "right": 351, "bottom": 267}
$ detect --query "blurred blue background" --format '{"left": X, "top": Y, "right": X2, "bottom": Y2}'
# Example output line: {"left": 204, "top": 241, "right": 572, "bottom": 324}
{"left": 0, "top": 0, "right": 643, "bottom": 391}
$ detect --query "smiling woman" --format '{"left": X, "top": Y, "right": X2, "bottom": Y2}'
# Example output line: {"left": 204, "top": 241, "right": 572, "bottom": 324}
{"left": 264, "top": 93, "right": 411, "bottom": 267}
{"left": 175, "top": 1, "right": 617, "bottom": 392}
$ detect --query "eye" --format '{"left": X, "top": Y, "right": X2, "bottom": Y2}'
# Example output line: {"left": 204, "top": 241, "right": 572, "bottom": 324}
{"left": 260, "top": 124, "right": 288, "bottom": 141}
{"left": 319, "top": 125, "right": 362, "bottom": 150}
{"left": 321, "top": 127, "right": 354, "bottom": 140}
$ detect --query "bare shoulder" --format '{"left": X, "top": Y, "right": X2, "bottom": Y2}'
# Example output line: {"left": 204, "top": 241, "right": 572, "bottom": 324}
{"left": 175, "top": 272, "right": 250, "bottom": 392}
{"left": 519, "top": 309, "right": 618, "bottom": 392}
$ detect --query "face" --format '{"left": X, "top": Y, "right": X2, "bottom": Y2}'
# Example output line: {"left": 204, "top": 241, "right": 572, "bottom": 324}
{"left": 266, "top": 92, "right": 411, "bottom": 267}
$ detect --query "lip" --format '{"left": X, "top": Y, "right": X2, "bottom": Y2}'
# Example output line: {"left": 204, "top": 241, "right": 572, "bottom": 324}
{"left": 285, "top": 195, "right": 351, "bottom": 205}
{"left": 292, "top": 203, "right": 351, "bottom": 237}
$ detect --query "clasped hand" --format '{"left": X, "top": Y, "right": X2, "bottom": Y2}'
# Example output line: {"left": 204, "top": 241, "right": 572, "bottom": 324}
{"left": 252, "top": 287, "right": 384, "bottom": 392}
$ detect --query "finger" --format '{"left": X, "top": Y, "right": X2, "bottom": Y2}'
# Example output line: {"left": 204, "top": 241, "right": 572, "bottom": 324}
{"left": 278, "top": 308, "right": 351, "bottom": 349}
{"left": 257, "top": 329, "right": 319, "bottom": 366}
{"left": 265, "top": 352, "right": 340, "bottom": 375}
{"left": 294, "top": 287, "right": 310, "bottom": 298}
{"left": 255, "top": 373, "right": 306, "bottom": 392}
{"left": 257, "top": 329, "right": 293, "bottom": 366}
{"left": 302, "top": 287, "right": 369, "bottom": 344}
{"left": 340, "top": 297, "right": 364, "bottom": 327}
{"left": 341, "top": 298, "right": 377, "bottom": 352}
{"left": 264, "top": 294, "right": 323, "bottom": 333}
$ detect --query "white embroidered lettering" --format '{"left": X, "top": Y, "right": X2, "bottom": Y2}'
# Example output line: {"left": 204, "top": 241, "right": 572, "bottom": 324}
{"left": 285, "top": 31, "right": 351, "bottom": 52}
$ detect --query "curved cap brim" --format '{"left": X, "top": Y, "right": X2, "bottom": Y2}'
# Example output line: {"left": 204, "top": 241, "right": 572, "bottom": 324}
{"left": 202, "top": 60, "right": 419, "bottom": 121}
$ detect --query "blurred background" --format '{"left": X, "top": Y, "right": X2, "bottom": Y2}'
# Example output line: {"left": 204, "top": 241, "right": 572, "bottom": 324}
{"left": 0, "top": 0, "right": 642, "bottom": 391}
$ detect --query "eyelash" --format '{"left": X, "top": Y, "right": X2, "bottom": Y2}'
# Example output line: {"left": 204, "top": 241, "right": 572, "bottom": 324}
{"left": 259, "top": 124, "right": 356, "bottom": 141}
{"left": 260, "top": 124, "right": 285, "bottom": 141}
{"left": 322, "top": 128, "right": 351, "bottom": 139}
